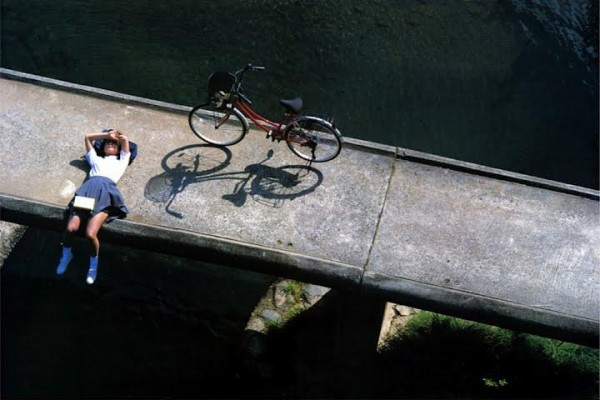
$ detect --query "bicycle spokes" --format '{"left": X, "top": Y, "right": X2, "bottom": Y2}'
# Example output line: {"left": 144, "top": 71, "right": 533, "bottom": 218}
{"left": 189, "top": 64, "right": 342, "bottom": 162}
{"left": 285, "top": 118, "right": 341, "bottom": 162}
{"left": 189, "top": 103, "right": 248, "bottom": 146}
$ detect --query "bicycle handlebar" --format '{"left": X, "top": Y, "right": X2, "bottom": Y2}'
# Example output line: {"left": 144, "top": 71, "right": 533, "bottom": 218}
{"left": 231, "top": 63, "right": 266, "bottom": 100}
{"left": 235, "top": 63, "right": 265, "bottom": 75}
{"left": 247, "top": 63, "right": 265, "bottom": 71}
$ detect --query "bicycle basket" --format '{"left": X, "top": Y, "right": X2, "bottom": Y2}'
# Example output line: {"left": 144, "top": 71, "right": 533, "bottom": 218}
{"left": 207, "top": 71, "right": 236, "bottom": 102}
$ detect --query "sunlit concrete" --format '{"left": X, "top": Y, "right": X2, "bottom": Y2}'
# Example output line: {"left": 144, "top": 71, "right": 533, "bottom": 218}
{"left": 1, "top": 69, "right": 598, "bottom": 346}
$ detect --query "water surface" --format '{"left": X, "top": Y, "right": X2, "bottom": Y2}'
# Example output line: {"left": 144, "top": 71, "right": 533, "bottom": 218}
{"left": 2, "top": 0, "right": 597, "bottom": 187}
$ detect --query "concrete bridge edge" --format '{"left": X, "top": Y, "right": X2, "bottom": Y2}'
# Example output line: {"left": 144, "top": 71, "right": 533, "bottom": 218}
{"left": 2, "top": 192, "right": 596, "bottom": 347}
{"left": 0, "top": 193, "right": 363, "bottom": 291}
{"left": 2, "top": 68, "right": 598, "bottom": 347}
{"left": 360, "top": 270, "right": 599, "bottom": 348}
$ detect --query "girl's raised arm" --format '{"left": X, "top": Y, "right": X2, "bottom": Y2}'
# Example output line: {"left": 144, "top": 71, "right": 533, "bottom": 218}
{"left": 84, "top": 130, "right": 118, "bottom": 153}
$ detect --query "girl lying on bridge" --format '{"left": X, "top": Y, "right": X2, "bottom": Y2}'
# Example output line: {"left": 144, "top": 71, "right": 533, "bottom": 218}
{"left": 55, "top": 129, "right": 132, "bottom": 284}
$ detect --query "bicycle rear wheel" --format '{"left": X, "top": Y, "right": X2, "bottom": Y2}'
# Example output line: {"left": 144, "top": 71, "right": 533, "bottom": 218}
{"left": 285, "top": 116, "right": 342, "bottom": 162}
{"left": 189, "top": 103, "right": 248, "bottom": 146}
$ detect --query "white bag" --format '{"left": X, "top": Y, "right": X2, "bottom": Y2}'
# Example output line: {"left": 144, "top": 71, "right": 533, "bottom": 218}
{"left": 73, "top": 196, "right": 96, "bottom": 211}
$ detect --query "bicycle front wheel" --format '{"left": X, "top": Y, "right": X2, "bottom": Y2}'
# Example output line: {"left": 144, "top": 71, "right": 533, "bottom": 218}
{"left": 285, "top": 116, "right": 342, "bottom": 162}
{"left": 189, "top": 103, "right": 248, "bottom": 146}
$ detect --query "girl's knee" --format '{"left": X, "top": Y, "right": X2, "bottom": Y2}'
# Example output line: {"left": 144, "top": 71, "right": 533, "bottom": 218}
{"left": 65, "top": 224, "right": 79, "bottom": 235}
{"left": 66, "top": 215, "right": 81, "bottom": 233}
{"left": 85, "top": 230, "right": 98, "bottom": 241}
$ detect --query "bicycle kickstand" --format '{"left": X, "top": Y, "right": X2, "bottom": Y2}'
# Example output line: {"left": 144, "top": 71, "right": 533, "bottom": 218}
{"left": 266, "top": 129, "right": 281, "bottom": 142}
{"left": 309, "top": 142, "right": 318, "bottom": 166}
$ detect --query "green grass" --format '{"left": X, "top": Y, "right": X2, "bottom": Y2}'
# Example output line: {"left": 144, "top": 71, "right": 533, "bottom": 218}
{"left": 281, "top": 280, "right": 304, "bottom": 303}
{"left": 264, "top": 281, "right": 306, "bottom": 332}
{"left": 265, "top": 304, "right": 305, "bottom": 332}
{"left": 377, "top": 312, "right": 599, "bottom": 398}
{"left": 255, "top": 304, "right": 598, "bottom": 398}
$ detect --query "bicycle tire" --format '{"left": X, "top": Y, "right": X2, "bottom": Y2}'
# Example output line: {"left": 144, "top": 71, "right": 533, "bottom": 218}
{"left": 284, "top": 116, "right": 342, "bottom": 162}
{"left": 189, "top": 103, "right": 248, "bottom": 146}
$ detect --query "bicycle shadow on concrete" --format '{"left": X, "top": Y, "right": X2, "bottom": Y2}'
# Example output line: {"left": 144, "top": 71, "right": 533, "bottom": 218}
{"left": 144, "top": 145, "right": 324, "bottom": 218}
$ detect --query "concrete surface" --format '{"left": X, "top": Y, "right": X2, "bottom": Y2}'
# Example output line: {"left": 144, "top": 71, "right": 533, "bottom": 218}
{"left": 0, "top": 221, "right": 27, "bottom": 266}
{"left": 1, "top": 69, "right": 598, "bottom": 346}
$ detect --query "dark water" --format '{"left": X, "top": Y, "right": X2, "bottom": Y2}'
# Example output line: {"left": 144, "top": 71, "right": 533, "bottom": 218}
{"left": 1, "top": 0, "right": 598, "bottom": 188}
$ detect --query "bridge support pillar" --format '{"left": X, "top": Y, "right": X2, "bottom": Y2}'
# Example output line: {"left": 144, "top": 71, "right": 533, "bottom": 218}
{"left": 331, "top": 290, "right": 386, "bottom": 396}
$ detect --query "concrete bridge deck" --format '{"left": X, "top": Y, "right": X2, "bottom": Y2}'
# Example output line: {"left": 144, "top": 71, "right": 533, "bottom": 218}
{"left": 1, "top": 69, "right": 598, "bottom": 346}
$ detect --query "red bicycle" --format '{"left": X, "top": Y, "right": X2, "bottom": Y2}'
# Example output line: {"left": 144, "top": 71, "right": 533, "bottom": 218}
{"left": 188, "top": 63, "right": 342, "bottom": 162}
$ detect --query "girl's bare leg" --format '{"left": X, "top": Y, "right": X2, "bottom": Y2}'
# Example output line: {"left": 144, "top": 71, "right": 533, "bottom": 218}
{"left": 85, "top": 212, "right": 110, "bottom": 257}
{"left": 56, "top": 214, "right": 81, "bottom": 274}
{"left": 85, "top": 212, "right": 109, "bottom": 284}
{"left": 63, "top": 214, "right": 82, "bottom": 247}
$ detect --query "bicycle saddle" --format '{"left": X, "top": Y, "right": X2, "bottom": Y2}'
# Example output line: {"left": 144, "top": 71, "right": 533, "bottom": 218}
{"left": 279, "top": 98, "right": 303, "bottom": 114}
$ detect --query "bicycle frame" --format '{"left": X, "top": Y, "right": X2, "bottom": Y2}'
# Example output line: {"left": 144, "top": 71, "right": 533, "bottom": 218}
{"left": 222, "top": 65, "right": 305, "bottom": 142}
{"left": 189, "top": 63, "right": 342, "bottom": 162}
{"left": 233, "top": 98, "right": 280, "bottom": 133}
{"left": 233, "top": 97, "right": 302, "bottom": 140}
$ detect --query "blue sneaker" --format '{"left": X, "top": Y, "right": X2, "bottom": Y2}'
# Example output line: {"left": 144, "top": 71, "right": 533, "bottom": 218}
{"left": 56, "top": 247, "right": 73, "bottom": 275}
{"left": 86, "top": 257, "right": 98, "bottom": 285}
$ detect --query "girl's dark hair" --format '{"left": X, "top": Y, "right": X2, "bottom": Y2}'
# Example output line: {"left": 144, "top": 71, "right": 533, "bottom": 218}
{"left": 95, "top": 128, "right": 121, "bottom": 157}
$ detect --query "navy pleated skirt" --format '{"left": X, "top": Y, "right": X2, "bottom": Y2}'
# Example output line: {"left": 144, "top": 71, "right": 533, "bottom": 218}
{"left": 70, "top": 176, "right": 129, "bottom": 222}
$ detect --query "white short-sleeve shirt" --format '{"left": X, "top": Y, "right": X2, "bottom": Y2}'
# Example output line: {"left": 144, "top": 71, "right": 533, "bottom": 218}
{"left": 86, "top": 149, "right": 131, "bottom": 183}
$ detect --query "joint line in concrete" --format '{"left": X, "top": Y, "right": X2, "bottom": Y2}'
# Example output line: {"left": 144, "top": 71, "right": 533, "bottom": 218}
{"left": 361, "top": 148, "right": 398, "bottom": 281}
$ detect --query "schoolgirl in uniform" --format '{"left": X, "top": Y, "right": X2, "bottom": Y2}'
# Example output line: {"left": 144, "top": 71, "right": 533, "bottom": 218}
{"left": 56, "top": 129, "right": 131, "bottom": 284}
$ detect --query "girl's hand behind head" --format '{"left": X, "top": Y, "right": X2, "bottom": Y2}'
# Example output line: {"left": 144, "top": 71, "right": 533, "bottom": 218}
{"left": 107, "top": 130, "right": 119, "bottom": 140}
